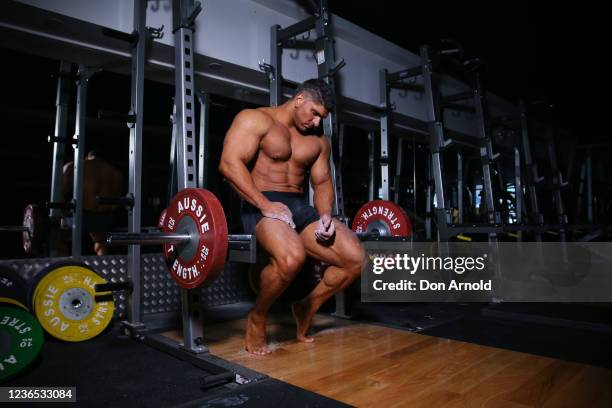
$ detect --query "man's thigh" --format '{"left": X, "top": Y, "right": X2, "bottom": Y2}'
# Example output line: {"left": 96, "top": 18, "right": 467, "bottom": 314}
{"left": 298, "top": 220, "right": 363, "bottom": 266}
{"left": 255, "top": 217, "right": 305, "bottom": 260}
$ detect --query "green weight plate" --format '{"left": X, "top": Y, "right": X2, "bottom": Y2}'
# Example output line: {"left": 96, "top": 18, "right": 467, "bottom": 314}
{"left": 0, "top": 306, "right": 44, "bottom": 380}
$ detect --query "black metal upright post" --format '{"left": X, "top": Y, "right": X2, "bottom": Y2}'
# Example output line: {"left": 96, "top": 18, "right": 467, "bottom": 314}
{"left": 547, "top": 125, "right": 567, "bottom": 241}
{"left": 457, "top": 151, "right": 463, "bottom": 224}
{"left": 168, "top": 104, "right": 179, "bottom": 203}
{"left": 48, "top": 61, "right": 72, "bottom": 256}
{"left": 173, "top": 0, "right": 204, "bottom": 353}
{"left": 425, "top": 154, "right": 433, "bottom": 240}
{"left": 269, "top": 25, "right": 282, "bottom": 107}
{"left": 393, "top": 139, "right": 403, "bottom": 205}
{"left": 472, "top": 73, "right": 499, "bottom": 242}
{"left": 421, "top": 45, "right": 450, "bottom": 241}
{"left": 71, "top": 65, "right": 90, "bottom": 257}
{"left": 368, "top": 131, "right": 376, "bottom": 201}
{"left": 379, "top": 69, "right": 391, "bottom": 201}
{"left": 518, "top": 100, "right": 543, "bottom": 240}
{"left": 412, "top": 138, "right": 417, "bottom": 222}
{"left": 126, "top": 0, "right": 148, "bottom": 330}
{"left": 514, "top": 147, "right": 524, "bottom": 241}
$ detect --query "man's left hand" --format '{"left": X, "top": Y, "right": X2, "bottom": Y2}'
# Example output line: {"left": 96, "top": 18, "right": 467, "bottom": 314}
{"left": 315, "top": 214, "right": 335, "bottom": 243}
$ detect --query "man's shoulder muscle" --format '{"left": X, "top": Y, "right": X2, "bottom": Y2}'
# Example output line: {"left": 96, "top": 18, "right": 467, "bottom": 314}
{"left": 233, "top": 108, "right": 273, "bottom": 135}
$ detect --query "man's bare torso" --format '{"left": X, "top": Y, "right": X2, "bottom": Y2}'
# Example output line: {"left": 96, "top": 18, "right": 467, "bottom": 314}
{"left": 251, "top": 107, "right": 322, "bottom": 193}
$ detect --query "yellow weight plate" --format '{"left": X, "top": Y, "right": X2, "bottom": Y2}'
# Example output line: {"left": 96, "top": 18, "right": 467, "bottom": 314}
{"left": 31, "top": 265, "right": 114, "bottom": 342}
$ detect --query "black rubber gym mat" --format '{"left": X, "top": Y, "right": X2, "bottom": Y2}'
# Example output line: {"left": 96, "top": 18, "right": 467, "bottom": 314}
{"left": 173, "top": 378, "right": 353, "bottom": 408}
{"left": 482, "top": 302, "right": 612, "bottom": 328}
{"left": 350, "top": 301, "right": 472, "bottom": 331}
{"left": 0, "top": 325, "right": 228, "bottom": 407}
{"left": 3, "top": 323, "right": 215, "bottom": 407}
{"left": 421, "top": 315, "right": 612, "bottom": 369}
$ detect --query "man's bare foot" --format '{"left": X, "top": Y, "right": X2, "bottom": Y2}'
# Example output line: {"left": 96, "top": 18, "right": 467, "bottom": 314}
{"left": 292, "top": 300, "right": 314, "bottom": 343}
{"left": 245, "top": 310, "right": 272, "bottom": 355}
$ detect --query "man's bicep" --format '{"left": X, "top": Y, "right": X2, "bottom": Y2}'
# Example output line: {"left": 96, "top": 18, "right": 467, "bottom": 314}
{"left": 310, "top": 137, "right": 331, "bottom": 186}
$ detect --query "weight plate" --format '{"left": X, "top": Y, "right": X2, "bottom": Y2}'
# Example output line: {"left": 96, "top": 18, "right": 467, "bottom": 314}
{"left": 30, "top": 263, "right": 114, "bottom": 342}
{"left": 0, "top": 306, "right": 44, "bottom": 380}
{"left": 352, "top": 200, "right": 412, "bottom": 237}
{"left": 161, "top": 188, "right": 228, "bottom": 289}
{"left": 0, "top": 266, "right": 28, "bottom": 311}
{"left": 22, "top": 204, "right": 44, "bottom": 256}
{"left": 158, "top": 208, "right": 167, "bottom": 229}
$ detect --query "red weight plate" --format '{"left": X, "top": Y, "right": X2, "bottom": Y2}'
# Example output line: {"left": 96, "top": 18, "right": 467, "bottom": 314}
{"left": 157, "top": 208, "right": 167, "bottom": 229}
{"left": 351, "top": 200, "right": 412, "bottom": 237}
{"left": 22, "top": 204, "right": 43, "bottom": 255}
{"left": 162, "top": 189, "right": 228, "bottom": 289}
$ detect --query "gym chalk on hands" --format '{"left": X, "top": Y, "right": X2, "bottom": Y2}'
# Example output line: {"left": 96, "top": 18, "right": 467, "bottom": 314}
{"left": 315, "top": 214, "right": 335, "bottom": 242}
{"left": 261, "top": 202, "right": 296, "bottom": 228}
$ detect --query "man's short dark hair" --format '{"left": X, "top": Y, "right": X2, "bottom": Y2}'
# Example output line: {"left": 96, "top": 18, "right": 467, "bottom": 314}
{"left": 295, "top": 78, "right": 335, "bottom": 112}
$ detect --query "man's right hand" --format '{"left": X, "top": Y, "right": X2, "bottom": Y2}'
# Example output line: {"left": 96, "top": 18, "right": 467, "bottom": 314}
{"left": 260, "top": 201, "right": 296, "bottom": 229}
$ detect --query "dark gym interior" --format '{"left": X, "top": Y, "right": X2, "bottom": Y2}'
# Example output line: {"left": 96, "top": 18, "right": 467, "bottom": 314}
{"left": 0, "top": 1, "right": 610, "bottom": 407}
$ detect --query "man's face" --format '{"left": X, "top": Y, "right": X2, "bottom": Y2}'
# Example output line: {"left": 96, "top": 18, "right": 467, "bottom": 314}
{"left": 293, "top": 93, "right": 328, "bottom": 133}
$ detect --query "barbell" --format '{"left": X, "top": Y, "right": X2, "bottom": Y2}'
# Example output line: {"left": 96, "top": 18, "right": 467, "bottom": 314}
{"left": 107, "top": 190, "right": 413, "bottom": 290}
{"left": 2, "top": 195, "right": 411, "bottom": 281}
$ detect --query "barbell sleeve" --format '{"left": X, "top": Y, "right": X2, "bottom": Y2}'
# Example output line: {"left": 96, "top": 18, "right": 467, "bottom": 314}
{"left": 355, "top": 231, "right": 380, "bottom": 239}
{"left": 106, "top": 232, "right": 192, "bottom": 246}
{"left": 227, "top": 234, "right": 253, "bottom": 242}
{"left": 108, "top": 232, "right": 255, "bottom": 247}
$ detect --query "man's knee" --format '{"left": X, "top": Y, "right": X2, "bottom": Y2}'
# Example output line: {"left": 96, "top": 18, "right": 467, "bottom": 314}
{"left": 273, "top": 245, "right": 306, "bottom": 280}
{"left": 93, "top": 242, "right": 107, "bottom": 256}
{"left": 341, "top": 243, "right": 366, "bottom": 278}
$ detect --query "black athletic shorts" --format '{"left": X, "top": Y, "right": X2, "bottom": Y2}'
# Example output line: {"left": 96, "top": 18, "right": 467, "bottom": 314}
{"left": 240, "top": 191, "right": 320, "bottom": 234}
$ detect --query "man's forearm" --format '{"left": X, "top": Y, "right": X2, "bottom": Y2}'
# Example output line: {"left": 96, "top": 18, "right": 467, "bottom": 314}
{"left": 219, "top": 161, "right": 268, "bottom": 209}
{"left": 313, "top": 180, "right": 335, "bottom": 216}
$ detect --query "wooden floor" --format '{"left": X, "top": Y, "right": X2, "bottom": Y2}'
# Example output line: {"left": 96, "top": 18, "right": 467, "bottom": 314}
{"left": 163, "top": 314, "right": 612, "bottom": 407}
